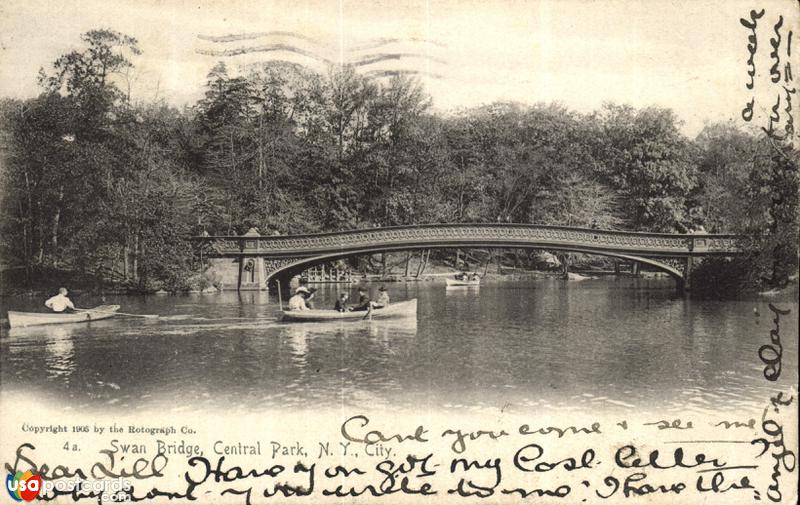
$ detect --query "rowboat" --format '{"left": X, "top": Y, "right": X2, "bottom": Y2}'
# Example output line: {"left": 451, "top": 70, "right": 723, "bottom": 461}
{"left": 281, "top": 299, "right": 417, "bottom": 322}
{"left": 7, "top": 305, "right": 121, "bottom": 328}
{"left": 445, "top": 277, "right": 481, "bottom": 287}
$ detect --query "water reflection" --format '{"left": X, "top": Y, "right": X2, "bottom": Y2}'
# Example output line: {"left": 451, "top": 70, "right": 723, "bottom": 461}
{"left": 284, "top": 325, "right": 310, "bottom": 365}
{"left": 445, "top": 286, "right": 480, "bottom": 295}
{"left": 43, "top": 326, "right": 75, "bottom": 379}
{"left": 1, "top": 279, "right": 797, "bottom": 416}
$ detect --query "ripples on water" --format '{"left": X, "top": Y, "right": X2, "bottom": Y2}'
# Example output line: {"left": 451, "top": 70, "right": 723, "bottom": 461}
{"left": 1, "top": 278, "right": 797, "bottom": 416}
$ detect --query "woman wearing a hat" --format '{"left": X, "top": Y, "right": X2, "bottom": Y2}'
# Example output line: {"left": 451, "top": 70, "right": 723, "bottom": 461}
{"left": 374, "top": 286, "right": 390, "bottom": 308}
{"left": 288, "top": 285, "right": 312, "bottom": 311}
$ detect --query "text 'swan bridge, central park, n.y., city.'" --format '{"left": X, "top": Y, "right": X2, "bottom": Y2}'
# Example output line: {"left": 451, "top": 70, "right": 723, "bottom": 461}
{"left": 191, "top": 224, "right": 744, "bottom": 292}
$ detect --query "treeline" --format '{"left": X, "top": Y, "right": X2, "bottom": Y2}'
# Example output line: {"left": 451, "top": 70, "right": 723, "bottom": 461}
{"left": 0, "top": 30, "right": 797, "bottom": 292}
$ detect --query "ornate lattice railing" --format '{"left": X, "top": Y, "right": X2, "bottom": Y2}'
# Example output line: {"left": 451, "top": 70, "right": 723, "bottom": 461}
{"left": 193, "top": 224, "right": 742, "bottom": 258}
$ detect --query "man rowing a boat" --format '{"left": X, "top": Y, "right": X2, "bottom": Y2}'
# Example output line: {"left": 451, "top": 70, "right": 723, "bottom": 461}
{"left": 351, "top": 286, "right": 372, "bottom": 312}
{"left": 45, "top": 287, "right": 75, "bottom": 313}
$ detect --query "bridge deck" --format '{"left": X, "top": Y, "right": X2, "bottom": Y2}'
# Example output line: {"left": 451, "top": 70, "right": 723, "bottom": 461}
{"left": 193, "top": 223, "right": 741, "bottom": 258}
{"left": 192, "top": 224, "right": 744, "bottom": 291}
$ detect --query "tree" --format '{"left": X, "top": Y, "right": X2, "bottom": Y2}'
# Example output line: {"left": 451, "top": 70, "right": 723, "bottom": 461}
{"left": 3, "top": 94, "right": 87, "bottom": 269}
{"left": 692, "top": 123, "right": 759, "bottom": 232}
{"left": 363, "top": 75, "right": 431, "bottom": 225}
{"left": 596, "top": 104, "right": 697, "bottom": 232}
{"left": 534, "top": 173, "right": 623, "bottom": 228}
{"left": 692, "top": 124, "right": 798, "bottom": 291}
{"left": 39, "top": 29, "right": 141, "bottom": 135}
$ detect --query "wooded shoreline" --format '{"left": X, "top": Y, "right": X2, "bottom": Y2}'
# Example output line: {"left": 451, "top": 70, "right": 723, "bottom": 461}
{"left": 0, "top": 30, "right": 797, "bottom": 298}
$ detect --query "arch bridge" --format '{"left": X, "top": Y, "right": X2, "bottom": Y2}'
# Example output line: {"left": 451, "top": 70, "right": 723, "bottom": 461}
{"left": 192, "top": 224, "right": 744, "bottom": 291}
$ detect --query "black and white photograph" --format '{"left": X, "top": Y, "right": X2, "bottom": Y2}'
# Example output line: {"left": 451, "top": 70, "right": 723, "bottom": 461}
{"left": 0, "top": 1, "right": 798, "bottom": 503}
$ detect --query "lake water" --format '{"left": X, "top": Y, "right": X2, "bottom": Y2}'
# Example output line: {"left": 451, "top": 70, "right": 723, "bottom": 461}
{"left": 1, "top": 278, "right": 797, "bottom": 417}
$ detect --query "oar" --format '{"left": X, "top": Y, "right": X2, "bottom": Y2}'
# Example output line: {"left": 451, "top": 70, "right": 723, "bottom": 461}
{"left": 76, "top": 308, "right": 159, "bottom": 319}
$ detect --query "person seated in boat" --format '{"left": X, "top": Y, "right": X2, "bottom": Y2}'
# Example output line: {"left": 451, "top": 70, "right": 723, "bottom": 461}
{"left": 351, "top": 287, "right": 373, "bottom": 312}
{"left": 305, "top": 287, "right": 318, "bottom": 309}
{"left": 45, "top": 287, "right": 75, "bottom": 313}
{"left": 334, "top": 293, "right": 352, "bottom": 312}
{"left": 374, "top": 286, "right": 390, "bottom": 308}
{"left": 470, "top": 273, "right": 479, "bottom": 281}
{"left": 287, "top": 290, "right": 309, "bottom": 311}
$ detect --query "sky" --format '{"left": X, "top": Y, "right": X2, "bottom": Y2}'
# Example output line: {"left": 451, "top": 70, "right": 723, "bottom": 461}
{"left": 1, "top": 0, "right": 798, "bottom": 137}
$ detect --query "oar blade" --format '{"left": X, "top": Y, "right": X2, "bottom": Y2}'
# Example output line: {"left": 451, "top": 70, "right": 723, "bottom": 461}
{"left": 77, "top": 308, "right": 159, "bottom": 319}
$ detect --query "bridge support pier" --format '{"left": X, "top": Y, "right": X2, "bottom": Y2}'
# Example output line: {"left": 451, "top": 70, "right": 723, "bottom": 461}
{"left": 672, "top": 256, "right": 693, "bottom": 294}
{"left": 682, "top": 256, "right": 693, "bottom": 292}
{"left": 236, "top": 256, "right": 266, "bottom": 290}
{"left": 237, "top": 255, "right": 243, "bottom": 291}
{"left": 234, "top": 228, "right": 269, "bottom": 291}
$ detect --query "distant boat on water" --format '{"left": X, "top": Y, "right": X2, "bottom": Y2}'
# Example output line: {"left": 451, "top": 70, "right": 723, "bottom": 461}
{"left": 445, "top": 276, "right": 480, "bottom": 287}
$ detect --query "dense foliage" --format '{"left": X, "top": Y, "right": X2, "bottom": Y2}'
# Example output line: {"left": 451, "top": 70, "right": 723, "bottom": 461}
{"left": 0, "top": 30, "right": 797, "bottom": 292}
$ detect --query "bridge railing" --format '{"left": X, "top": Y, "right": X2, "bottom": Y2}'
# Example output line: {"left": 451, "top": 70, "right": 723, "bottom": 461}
{"left": 191, "top": 223, "right": 742, "bottom": 257}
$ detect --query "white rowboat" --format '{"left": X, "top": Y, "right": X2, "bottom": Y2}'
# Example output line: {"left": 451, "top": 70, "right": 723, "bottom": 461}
{"left": 281, "top": 299, "right": 417, "bottom": 322}
{"left": 445, "top": 278, "right": 480, "bottom": 287}
{"left": 7, "top": 305, "right": 121, "bottom": 328}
